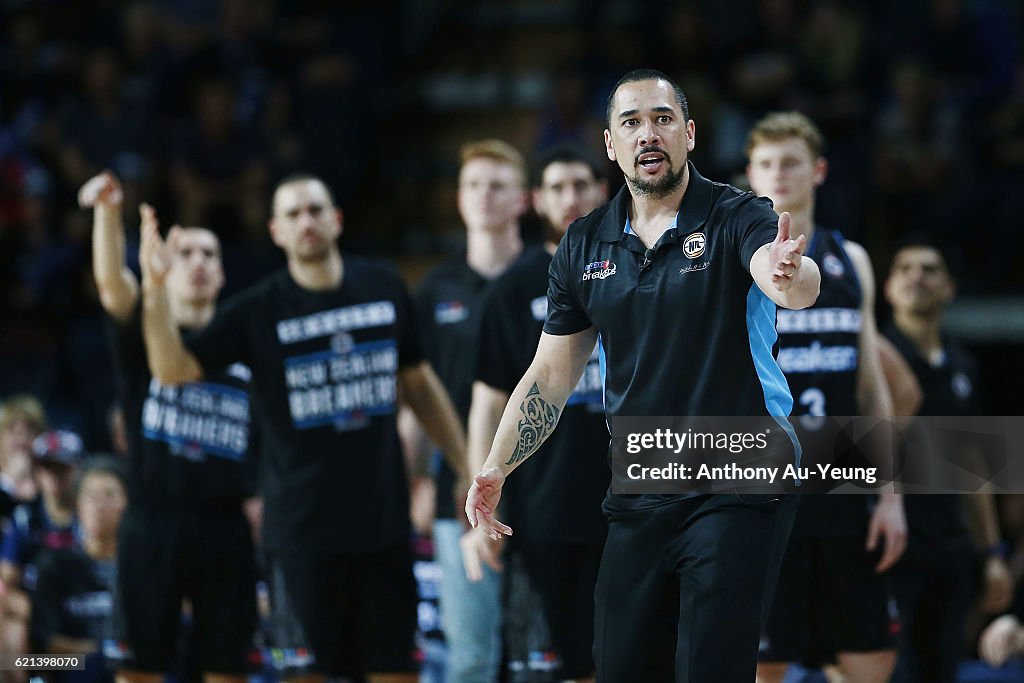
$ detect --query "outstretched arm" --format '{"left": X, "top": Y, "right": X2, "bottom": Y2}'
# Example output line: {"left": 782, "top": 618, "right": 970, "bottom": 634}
{"left": 465, "top": 327, "right": 597, "bottom": 539}
{"left": 138, "top": 204, "right": 204, "bottom": 384}
{"left": 750, "top": 211, "right": 821, "bottom": 310}
{"left": 79, "top": 171, "right": 137, "bottom": 321}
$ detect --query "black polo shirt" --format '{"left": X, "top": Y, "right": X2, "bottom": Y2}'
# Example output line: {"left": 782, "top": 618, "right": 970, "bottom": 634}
{"left": 544, "top": 162, "right": 798, "bottom": 511}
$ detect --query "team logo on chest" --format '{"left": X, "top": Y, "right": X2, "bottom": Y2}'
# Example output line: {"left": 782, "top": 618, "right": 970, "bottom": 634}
{"left": 822, "top": 252, "right": 845, "bottom": 278}
{"left": 682, "top": 232, "right": 706, "bottom": 259}
{"left": 582, "top": 260, "right": 617, "bottom": 282}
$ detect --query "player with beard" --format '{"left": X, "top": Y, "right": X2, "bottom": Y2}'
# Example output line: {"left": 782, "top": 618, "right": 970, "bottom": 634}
{"left": 79, "top": 172, "right": 258, "bottom": 683}
{"left": 405, "top": 139, "right": 527, "bottom": 683}
{"left": 466, "top": 69, "right": 820, "bottom": 682}
{"left": 462, "top": 144, "right": 609, "bottom": 683}
{"left": 745, "top": 113, "right": 908, "bottom": 683}
{"left": 138, "top": 174, "right": 467, "bottom": 683}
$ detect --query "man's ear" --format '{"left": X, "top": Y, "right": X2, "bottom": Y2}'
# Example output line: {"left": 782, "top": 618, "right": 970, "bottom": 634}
{"left": 604, "top": 129, "right": 616, "bottom": 162}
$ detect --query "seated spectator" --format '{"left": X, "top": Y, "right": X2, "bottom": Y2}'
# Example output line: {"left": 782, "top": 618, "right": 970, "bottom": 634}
{"left": 31, "top": 457, "right": 127, "bottom": 683}
{"left": 0, "top": 395, "right": 47, "bottom": 515}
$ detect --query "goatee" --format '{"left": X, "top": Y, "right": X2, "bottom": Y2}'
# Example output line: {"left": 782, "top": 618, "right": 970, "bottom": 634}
{"left": 627, "top": 163, "right": 686, "bottom": 199}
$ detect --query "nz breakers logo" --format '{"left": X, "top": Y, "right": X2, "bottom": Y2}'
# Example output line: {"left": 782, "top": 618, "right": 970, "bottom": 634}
{"left": 683, "top": 232, "right": 706, "bottom": 259}
{"left": 582, "top": 259, "right": 617, "bottom": 282}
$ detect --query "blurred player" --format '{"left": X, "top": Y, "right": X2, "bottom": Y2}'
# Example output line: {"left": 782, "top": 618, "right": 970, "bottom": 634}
{"left": 408, "top": 139, "right": 527, "bottom": 683}
{"left": 746, "top": 112, "right": 907, "bottom": 683}
{"left": 138, "top": 173, "right": 467, "bottom": 683}
{"left": 883, "top": 237, "right": 1013, "bottom": 682}
{"left": 79, "top": 171, "right": 258, "bottom": 683}
{"left": 463, "top": 143, "right": 608, "bottom": 682}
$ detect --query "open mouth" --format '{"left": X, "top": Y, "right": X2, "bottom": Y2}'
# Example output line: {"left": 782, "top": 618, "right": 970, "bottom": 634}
{"left": 636, "top": 150, "right": 667, "bottom": 173}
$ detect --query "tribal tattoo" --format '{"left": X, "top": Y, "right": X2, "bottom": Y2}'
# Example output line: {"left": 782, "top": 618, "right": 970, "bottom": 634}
{"left": 506, "top": 382, "right": 560, "bottom": 466}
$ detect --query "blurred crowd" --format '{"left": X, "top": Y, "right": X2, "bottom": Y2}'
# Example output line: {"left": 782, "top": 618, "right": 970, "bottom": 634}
{"left": 1, "top": 0, "right": 1022, "bottom": 450}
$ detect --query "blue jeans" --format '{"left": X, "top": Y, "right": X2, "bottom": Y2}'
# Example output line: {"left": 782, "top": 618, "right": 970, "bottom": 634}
{"left": 433, "top": 518, "right": 502, "bottom": 683}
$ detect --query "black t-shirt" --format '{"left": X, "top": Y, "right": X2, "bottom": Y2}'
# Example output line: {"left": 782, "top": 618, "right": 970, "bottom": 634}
{"left": 544, "top": 162, "right": 797, "bottom": 513}
{"left": 185, "top": 259, "right": 423, "bottom": 553}
{"left": 477, "top": 245, "right": 609, "bottom": 544}
{"left": 109, "top": 303, "right": 256, "bottom": 509}
{"left": 884, "top": 322, "right": 981, "bottom": 555}
{"left": 415, "top": 256, "right": 489, "bottom": 520}
{"left": 31, "top": 546, "right": 114, "bottom": 681}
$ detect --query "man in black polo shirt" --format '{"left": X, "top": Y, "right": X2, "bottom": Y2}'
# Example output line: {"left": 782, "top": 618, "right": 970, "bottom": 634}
{"left": 883, "top": 238, "right": 1012, "bottom": 683}
{"left": 408, "top": 139, "right": 527, "bottom": 683}
{"left": 463, "top": 143, "right": 609, "bottom": 682}
{"left": 466, "top": 69, "right": 821, "bottom": 682}
{"left": 78, "top": 172, "right": 258, "bottom": 683}
{"left": 138, "top": 174, "right": 467, "bottom": 683}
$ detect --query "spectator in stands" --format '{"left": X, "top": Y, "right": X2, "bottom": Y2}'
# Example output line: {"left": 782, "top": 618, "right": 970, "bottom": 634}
{"left": 1, "top": 429, "right": 83, "bottom": 664}
{"left": 0, "top": 395, "right": 46, "bottom": 515}
{"left": 31, "top": 456, "right": 127, "bottom": 683}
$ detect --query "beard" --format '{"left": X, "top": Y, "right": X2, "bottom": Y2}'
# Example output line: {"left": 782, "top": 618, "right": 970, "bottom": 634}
{"left": 625, "top": 147, "right": 687, "bottom": 199}
{"left": 626, "top": 161, "right": 687, "bottom": 199}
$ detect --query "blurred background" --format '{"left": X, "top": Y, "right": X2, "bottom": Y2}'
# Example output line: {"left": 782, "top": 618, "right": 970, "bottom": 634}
{"left": 1, "top": 0, "right": 1022, "bottom": 452}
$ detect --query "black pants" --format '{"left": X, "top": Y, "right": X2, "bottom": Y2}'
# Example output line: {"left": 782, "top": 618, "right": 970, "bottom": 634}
{"left": 594, "top": 493, "right": 797, "bottom": 683}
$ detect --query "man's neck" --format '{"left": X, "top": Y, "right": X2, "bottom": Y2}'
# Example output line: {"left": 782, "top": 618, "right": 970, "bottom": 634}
{"left": 170, "top": 297, "right": 216, "bottom": 330}
{"left": 629, "top": 167, "right": 690, "bottom": 247}
{"left": 466, "top": 225, "right": 523, "bottom": 279}
{"left": 84, "top": 535, "right": 116, "bottom": 561}
{"left": 783, "top": 201, "right": 815, "bottom": 245}
{"left": 894, "top": 310, "right": 944, "bottom": 363}
{"left": 288, "top": 247, "right": 344, "bottom": 291}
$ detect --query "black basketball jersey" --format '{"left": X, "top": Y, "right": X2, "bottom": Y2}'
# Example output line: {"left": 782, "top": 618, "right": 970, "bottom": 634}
{"left": 777, "top": 228, "right": 862, "bottom": 417}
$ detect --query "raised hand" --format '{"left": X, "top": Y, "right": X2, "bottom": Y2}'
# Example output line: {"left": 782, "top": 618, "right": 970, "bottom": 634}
{"left": 78, "top": 171, "right": 123, "bottom": 209}
{"left": 768, "top": 212, "right": 807, "bottom": 291}
{"left": 138, "top": 204, "right": 179, "bottom": 287}
{"left": 465, "top": 467, "right": 513, "bottom": 541}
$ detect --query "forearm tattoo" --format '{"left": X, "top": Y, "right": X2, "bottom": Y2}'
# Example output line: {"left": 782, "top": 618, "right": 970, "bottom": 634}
{"left": 506, "top": 382, "right": 560, "bottom": 466}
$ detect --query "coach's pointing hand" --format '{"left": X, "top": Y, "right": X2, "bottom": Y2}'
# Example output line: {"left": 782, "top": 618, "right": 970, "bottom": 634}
{"left": 465, "top": 467, "right": 513, "bottom": 542}
{"left": 768, "top": 212, "right": 806, "bottom": 291}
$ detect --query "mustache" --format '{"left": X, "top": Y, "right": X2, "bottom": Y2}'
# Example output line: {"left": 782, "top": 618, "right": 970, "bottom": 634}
{"left": 634, "top": 146, "right": 671, "bottom": 167}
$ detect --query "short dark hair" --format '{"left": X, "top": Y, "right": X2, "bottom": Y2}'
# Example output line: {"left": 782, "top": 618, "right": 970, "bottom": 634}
{"left": 272, "top": 173, "right": 336, "bottom": 208}
{"left": 75, "top": 455, "right": 127, "bottom": 501}
{"left": 889, "top": 232, "right": 952, "bottom": 274}
{"left": 531, "top": 143, "right": 606, "bottom": 187}
{"left": 606, "top": 69, "right": 690, "bottom": 128}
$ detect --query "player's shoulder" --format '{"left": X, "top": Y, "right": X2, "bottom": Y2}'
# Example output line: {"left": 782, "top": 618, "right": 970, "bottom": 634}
{"left": 344, "top": 254, "right": 408, "bottom": 288}
{"left": 713, "top": 183, "right": 776, "bottom": 222}
{"left": 417, "top": 254, "right": 469, "bottom": 290}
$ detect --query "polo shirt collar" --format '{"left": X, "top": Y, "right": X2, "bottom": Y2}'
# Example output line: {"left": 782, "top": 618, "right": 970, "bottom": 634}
{"left": 597, "top": 160, "right": 714, "bottom": 243}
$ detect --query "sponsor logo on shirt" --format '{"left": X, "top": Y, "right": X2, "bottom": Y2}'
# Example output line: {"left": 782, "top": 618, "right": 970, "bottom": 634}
{"left": 64, "top": 590, "right": 113, "bottom": 618}
{"left": 276, "top": 302, "right": 397, "bottom": 344}
{"left": 530, "top": 296, "right": 547, "bottom": 322}
{"left": 284, "top": 339, "right": 399, "bottom": 430}
{"left": 777, "top": 341, "right": 858, "bottom": 373}
{"left": 776, "top": 307, "right": 862, "bottom": 334}
{"left": 269, "top": 647, "right": 316, "bottom": 670}
{"left": 434, "top": 300, "right": 469, "bottom": 325}
{"left": 683, "top": 232, "right": 706, "bottom": 259}
{"left": 142, "top": 380, "right": 251, "bottom": 461}
{"left": 823, "top": 252, "right": 845, "bottom": 278}
{"left": 582, "top": 260, "right": 617, "bottom": 282}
